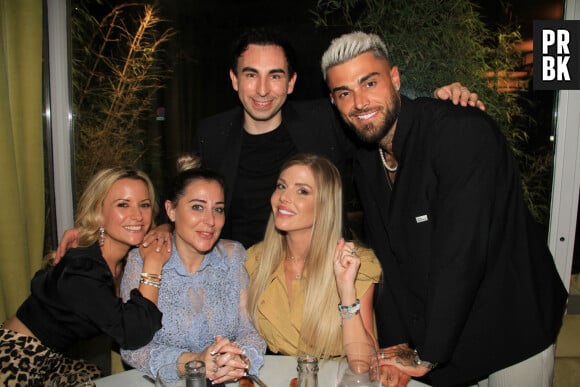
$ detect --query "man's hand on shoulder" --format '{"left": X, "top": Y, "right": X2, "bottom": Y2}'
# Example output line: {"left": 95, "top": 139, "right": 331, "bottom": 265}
{"left": 434, "top": 82, "right": 486, "bottom": 111}
{"left": 54, "top": 228, "right": 81, "bottom": 264}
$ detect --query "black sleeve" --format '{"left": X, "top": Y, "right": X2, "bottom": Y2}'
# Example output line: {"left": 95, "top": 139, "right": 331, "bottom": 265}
{"left": 60, "top": 260, "right": 163, "bottom": 349}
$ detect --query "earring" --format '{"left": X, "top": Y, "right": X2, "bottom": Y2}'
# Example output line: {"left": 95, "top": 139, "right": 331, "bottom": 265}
{"left": 99, "top": 227, "right": 105, "bottom": 246}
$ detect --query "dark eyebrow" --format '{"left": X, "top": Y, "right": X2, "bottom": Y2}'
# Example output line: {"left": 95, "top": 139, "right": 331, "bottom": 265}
{"left": 331, "top": 85, "right": 349, "bottom": 94}
{"left": 241, "top": 66, "right": 287, "bottom": 75}
{"left": 331, "top": 71, "right": 380, "bottom": 94}
{"left": 187, "top": 198, "right": 225, "bottom": 206}
{"left": 359, "top": 72, "right": 380, "bottom": 84}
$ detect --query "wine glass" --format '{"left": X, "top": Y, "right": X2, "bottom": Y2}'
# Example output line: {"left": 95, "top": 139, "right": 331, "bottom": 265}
{"left": 49, "top": 372, "right": 96, "bottom": 386}
{"left": 336, "top": 342, "right": 381, "bottom": 387}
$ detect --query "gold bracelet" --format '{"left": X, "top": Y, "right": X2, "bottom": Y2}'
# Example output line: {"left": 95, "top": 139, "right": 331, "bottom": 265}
{"left": 140, "top": 272, "right": 162, "bottom": 280}
{"left": 139, "top": 278, "right": 161, "bottom": 288}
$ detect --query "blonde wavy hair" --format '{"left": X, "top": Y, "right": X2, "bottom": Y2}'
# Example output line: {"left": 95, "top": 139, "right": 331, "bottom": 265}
{"left": 75, "top": 167, "right": 158, "bottom": 247}
{"left": 247, "top": 153, "right": 344, "bottom": 358}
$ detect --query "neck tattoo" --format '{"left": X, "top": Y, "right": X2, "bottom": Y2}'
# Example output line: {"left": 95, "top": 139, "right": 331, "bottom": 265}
{"left": 379, "top": 148, "right": 398, "bottom": 172}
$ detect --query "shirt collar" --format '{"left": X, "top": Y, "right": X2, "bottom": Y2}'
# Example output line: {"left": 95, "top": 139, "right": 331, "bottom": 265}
{"left": 164, "top": 236, "right": 228, "bottom": 276}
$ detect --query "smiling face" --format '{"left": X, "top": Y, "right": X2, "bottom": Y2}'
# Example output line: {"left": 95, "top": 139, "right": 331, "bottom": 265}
{"left": 271, "top": 164, "right": 317, "bottom": 237}
{"left": 166, "top": 179, "right": 225, "bottom": 258}
{"left": 327, "top": 51, "right": 401, "bottom": 145}
{"left": 229, "top": 44, "right": 297, "bottom": 133}
{"left": 101, "top": 178, "right": 152, "bottom": 257}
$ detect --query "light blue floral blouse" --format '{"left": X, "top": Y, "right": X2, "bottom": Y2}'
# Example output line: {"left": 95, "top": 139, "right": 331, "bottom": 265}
{"left": 120, "top": 237, "right": 266, "bottom": 377}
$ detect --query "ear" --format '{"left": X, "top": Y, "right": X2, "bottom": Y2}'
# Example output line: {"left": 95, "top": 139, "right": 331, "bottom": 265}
{"left": 390, "top": 66, "right": 401, "bottom": 91}
{"left": 287, "top": 72, "right": 298, "bottom": 95}
{"left": 165, "top": 200, "right": 176, "bottom": 223}
{"left": 329, "top": 94, "right": 335, "bottom": 105}
{"left": 229, "top": 69, "right": 239, "bottom": 92}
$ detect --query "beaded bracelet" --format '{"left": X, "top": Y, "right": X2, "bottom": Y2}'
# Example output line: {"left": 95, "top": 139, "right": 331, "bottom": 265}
{"left": 338, "top": 299, "right": 361, "bottom": 320}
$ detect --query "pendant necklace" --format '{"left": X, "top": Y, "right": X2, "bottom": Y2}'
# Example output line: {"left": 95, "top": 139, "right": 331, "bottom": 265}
{"left": 286, "top": 255, "right": 303, "bottom": 280}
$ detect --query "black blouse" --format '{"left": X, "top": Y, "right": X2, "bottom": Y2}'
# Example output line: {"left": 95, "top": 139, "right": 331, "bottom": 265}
{"left": 16, "top": 242, "right": 162, "bottom": 352}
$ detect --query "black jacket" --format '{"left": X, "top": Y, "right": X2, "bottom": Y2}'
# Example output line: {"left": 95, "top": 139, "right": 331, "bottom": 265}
{"left": 355, "top": 96, "right": 567, "bottom": 386}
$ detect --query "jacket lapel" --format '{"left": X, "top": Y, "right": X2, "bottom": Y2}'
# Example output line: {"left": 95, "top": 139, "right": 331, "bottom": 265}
{"left": 220, "top": 108, "right": 244, "bottom": 209}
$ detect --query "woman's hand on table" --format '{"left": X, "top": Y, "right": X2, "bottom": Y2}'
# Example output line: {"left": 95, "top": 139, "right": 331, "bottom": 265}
{"left": 208, "top": 336, "right": 250, "bottom": 384}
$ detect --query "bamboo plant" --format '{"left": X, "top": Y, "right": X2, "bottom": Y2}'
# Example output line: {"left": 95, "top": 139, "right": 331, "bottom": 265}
{"left": 71, "top": 2, "right": 175, "bottom": 197}
{"left": 312, "top": 0, "right": 552, "bottom": 223}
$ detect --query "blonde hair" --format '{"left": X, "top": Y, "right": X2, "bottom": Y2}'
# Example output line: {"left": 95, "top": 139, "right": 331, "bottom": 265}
{"left": 321, "top": 31, "right": 389, "bottom": 80}
{"left": 75, "top": 167, "right": 158, "bottom": 246}
{"left": 248, "top": 153, "right": 344, "bottom": 358}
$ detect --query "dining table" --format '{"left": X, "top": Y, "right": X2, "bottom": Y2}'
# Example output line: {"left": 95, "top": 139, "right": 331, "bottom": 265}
{"left": 95, "top": 355, "right": 430, "bottom": 386}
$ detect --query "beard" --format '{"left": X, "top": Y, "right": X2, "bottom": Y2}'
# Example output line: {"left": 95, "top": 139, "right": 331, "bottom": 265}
{"left": 347, "top": 93, "right": 401, "bottom": 144}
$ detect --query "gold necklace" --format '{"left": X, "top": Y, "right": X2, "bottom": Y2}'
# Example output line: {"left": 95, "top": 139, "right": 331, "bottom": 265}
{"left": 285, "top": 255, "right": 304, "bottom": 280}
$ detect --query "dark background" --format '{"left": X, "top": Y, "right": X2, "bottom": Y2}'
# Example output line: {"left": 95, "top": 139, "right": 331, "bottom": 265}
{"left": 152, "top": 0, "right": 563, "bottom": 158}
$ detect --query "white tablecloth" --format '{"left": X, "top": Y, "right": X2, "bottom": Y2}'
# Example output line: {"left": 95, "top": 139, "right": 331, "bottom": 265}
{"left": 95, "top": 355, "right": 430, "bottom": 386}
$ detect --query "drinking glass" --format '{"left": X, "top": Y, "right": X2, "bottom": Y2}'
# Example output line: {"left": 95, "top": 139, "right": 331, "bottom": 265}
{"left": 336, "top": 342, "right": 381, "bottom": 387}
{"left": 155, "top": 361, "right": 206, "bottom": 387}
{"left": 49, "top": 372, "right": 96, "bottom": 386}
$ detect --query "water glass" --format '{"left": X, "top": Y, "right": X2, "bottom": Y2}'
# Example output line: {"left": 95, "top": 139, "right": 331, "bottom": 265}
{"left": 336, "top": 342, "right": 381, "bottom": 387}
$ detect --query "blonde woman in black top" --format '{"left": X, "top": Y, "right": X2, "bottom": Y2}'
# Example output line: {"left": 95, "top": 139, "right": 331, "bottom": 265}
{"left": 0, "top": 167, "right": 170, "bottom": 386}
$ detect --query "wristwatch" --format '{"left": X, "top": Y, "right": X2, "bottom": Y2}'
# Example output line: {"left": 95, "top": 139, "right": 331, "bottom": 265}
{"left": 413, "top": 350, "right": 438, "bottom": 370}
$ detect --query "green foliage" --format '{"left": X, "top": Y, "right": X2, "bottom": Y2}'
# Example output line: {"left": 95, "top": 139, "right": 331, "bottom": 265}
{"left": 312, "top": 0, "right": 551, "bottom": 223}
{"left": 71, "top": 2, "right": 175, "bottom": 197}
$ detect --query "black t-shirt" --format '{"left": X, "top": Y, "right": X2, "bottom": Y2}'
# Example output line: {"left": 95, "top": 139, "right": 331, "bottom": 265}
{"left": 229, "top": 123, "right": 297, "bottom": 247}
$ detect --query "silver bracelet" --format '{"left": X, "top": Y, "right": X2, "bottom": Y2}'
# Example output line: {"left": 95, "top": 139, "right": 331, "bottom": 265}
{"left": 338, "top": 299, "right": 361, "bottom": 319}
{"left": 413, "top": 350, "right": 438, "bottom": 370}
{"left": 139, "top": 277, "right": 161, "bottom": 288}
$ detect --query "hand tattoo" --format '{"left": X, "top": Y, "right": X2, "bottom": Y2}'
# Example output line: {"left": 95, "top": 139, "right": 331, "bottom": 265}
{"left": 395, "top": 347, "right": 418, "bottom": 368}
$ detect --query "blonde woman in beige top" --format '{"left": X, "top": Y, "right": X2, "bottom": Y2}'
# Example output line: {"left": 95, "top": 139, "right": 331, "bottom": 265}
{"left": 246, "top": 153, "right": 381, "bottom": 359}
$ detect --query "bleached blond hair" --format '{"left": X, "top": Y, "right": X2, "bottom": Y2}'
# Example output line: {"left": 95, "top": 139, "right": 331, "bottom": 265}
{"left": 321, "top": 31, "right": 390, "bottom": 80}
